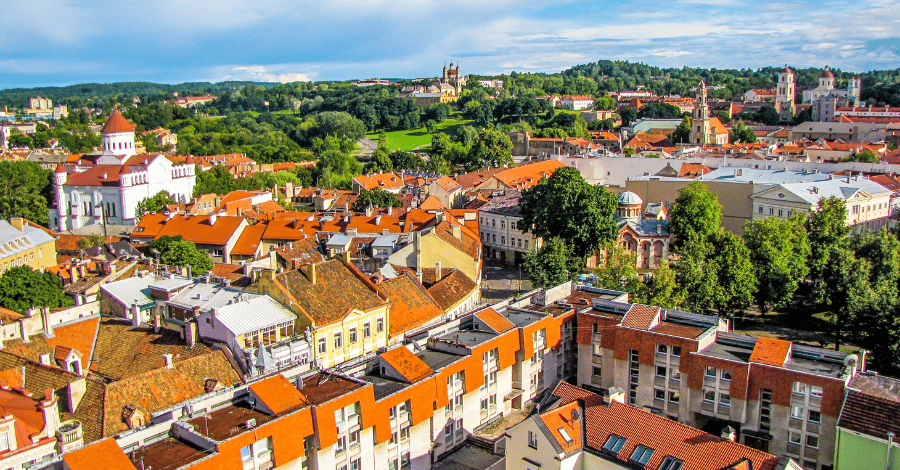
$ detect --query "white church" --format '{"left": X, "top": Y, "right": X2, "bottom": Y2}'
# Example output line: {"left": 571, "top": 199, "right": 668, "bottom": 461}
{"left": 50, "top": 109, "right": 197, "bottom": 231}
{"left": 802, "top": 66, "right": 862, "bottom": 122}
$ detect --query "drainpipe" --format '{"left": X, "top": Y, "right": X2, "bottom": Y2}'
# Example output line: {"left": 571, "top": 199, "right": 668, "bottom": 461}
{"left": 888, "top": 432, "right": 895, "bottom": 470}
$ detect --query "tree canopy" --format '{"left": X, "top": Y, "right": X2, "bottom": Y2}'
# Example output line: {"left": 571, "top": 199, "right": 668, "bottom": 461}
{"left": 743, "top": 216, "right": 810, "bottom": 313}
{"left": 668, "top": 181, "right": 722, "bottom": 251}
{"left": 518, "top": 166, "right": 618, "bottom": 259}
{"left": 524, "top": 237, "right": 583, "bottom": 289}
{"left": 351, "top": 188, "right": 403, "bottom": 212}
{"left": 0, "top": 266, "right": 72, "bottom": 313}
{"left": 136, "top": 190, "right": 176, "bottom": 218}
{"left": 148, "top": 235, "right": 213, "bottom": 275}
{"left": 0, "top": 161, "right": 52, "bottom": 225}
{"left": 469, "top": 128, "right": 513, "bottom": 169}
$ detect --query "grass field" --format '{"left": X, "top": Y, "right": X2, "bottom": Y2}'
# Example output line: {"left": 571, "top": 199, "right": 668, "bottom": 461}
{"left": 366, "top": 118, "right": 473, "bottom": 151}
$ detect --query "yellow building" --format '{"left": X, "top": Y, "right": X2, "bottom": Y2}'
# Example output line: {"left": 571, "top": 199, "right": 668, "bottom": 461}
{"left": 250, "top": 259, "right": 391, "bottom": 368}
{"left": 0, "top": 218, "right": 56, "bottom": 272}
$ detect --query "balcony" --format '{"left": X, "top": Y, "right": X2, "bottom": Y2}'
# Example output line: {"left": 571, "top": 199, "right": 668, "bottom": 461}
{"left": 57, "top": 420, "right": 83, "bottom": 445}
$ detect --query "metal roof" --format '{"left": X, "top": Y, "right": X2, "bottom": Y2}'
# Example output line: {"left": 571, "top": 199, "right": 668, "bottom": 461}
{"left": 100, "top": 274, "right": 159, "bottom": 308}
{"left": 168, "top": 283, "right": 259, "bottom": 312}
{"left": 212, "top": 296, "right": 296, "bottom": 335}
{"left": 149, "top": 277, "right": 193, "bottom": 292}
{"left": 0, "top": 220, "right": 54, "bottom": 258}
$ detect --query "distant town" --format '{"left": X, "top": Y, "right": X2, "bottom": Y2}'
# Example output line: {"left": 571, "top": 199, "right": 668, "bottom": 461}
{"left": 0, "top": 59, "right": 897, "bottom": 470}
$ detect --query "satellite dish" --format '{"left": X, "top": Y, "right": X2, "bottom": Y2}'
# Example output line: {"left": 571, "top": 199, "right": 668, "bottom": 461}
{"left": 571, "top": 408, "right": 581, "bottom": 421}
{"left": 845, "top": 354, "right": 859, "bottom": 369}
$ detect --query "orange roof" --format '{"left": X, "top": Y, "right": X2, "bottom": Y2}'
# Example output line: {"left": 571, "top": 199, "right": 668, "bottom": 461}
{"left": 540, "top": 400, "right": 583, "bottom": 454}
{"left": 418, "top": 194, "right": 445, "bottom": 211}
{"left": 431, "top": 175, "right": 461, "bottom": 192}
{"left": 620, "top": 304, "right": 660, "bottom": 330}
{"left": 63, "top": 438, "right": 137, "bottom": 470}
{"left": 155, "top": 215, "right": 244, "bottom": 246}
{"left": 354, "top": 173, "right": 405, "bottom": 191}
{"left": 1, "top": 316, "right": 100, "bottom": 368}
{"left": 475, "top": 307, "right": 515, "bottom": 333}
{"left": 249, "top": 374, "right": 308, "bottom": 416}
{"left": 749, "top": 337, "right": 792, "bottom": 367}
{"left": 0, "top": 368, "right": 23, "bottom": 389}
{"left": 709, "top": 117, "right": 729, "bottom": 136}
{"left": 230, "top": 223, "right": 266, "bottom": 256}
{"left": 101, "top": 109, "right": 135, "bottom": 134}
{"left": 254, "top": 200, "right": 286, "bottom": 215}
{"left": 493, "top": 160, "right": 564, "bottom": 189}
{"left": 380, "top": 346, "right": 433, "bottom": 383}
{"left": 64, "top": 164, "right": 127, "bottom": 187}
{"left": 678, "top": 163, "right": 712, "bottom": 178}
{"left": 377, "top": 274, "right": 444, "bottom": 338}
{"left": 456, "top": 168, "right": 504, "bottom": 190}
{"left": 132, "top": 213, "right": 167, "bottom": 239}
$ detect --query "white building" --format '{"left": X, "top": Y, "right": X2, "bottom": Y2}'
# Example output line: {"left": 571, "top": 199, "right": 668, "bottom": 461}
{"left": 803, "top": 67, "right": 862, "bottom": 121}
{"left": 50, "top": 110, "right": 196, "bottom": 231}
{"left": 776, "top": 66, "right": 796, "bottom": 122}
{"left": 559, "top": 95, "right": 595, "bottom": 111}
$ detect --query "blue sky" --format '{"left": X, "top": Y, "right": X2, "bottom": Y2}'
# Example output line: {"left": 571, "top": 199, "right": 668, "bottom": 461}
{"left": 2, "top": 0, "right": 899, "bottom": 88}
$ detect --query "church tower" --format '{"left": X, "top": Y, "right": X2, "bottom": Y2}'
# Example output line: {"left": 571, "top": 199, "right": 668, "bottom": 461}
{"left": 848, "top": 77, "right": 861, "bottom": 107}
{"left": 690, "top": 81, "right": 712, "bottom": 145}
{"left": 819, "top": 66, "right": 835, "bottom": 90}
{"left": 776, "top": 65, "right": 795, "bottom": 122}
{"left": 100, "top": 108, "right": 136, "bottom": 157}
{"left": 0, "top": 125, "right": 8, "bottom": 151}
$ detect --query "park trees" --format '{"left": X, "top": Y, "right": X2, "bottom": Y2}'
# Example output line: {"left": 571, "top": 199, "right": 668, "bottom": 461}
{"left": 668, "top": 181, "right": 722, "bottom": 251}
{"left": 351, "top": 188, "right": 403, "bottom": 211}
{"left": 0, "top": 161, "right": 52, "bottom": 225}
{"left": 743, "top": 216, "right": 810, "bottom": 313}
{"left": 135, "top": 190, "right": 176, "bottom": 218}
{"left": 469, "top": 128, "right": 513, "bottom": 169}
{"left": 523, "top": 237, "right": 583, "bottom": 289}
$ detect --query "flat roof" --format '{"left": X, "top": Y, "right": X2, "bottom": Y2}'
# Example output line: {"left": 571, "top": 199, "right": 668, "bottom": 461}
{"left": 299, "top": 373, "right": 366, "bottom": 405}
{"left": 417, "top": 350, "right": 464, "bottom": 371}
{"left": 435, "top": 330, "right": 498, "bottom": 349}
{"left": 650, "top": 321, "right": 707, "bottom": 340}
{"left": 128, "top": 438, "right": 211, "bottom": 470}
{"left": 186, "top": 402, "right": 276, "bottom": 441}
{"left": 497, "top": 309, "right": 545, "bottom": 328}
{"left": 357, "top": 374, "right": 409, "bottom": 401}
{"left": 699, "top": 333, "right": 847, "bottom": 378}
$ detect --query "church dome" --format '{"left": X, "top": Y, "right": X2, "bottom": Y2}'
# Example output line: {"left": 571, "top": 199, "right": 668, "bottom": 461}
{"left": 102, "top": 109, "right": 135, "bottom": 134}
{"left": 617, "top": 191, "right": 643, "bottom": 206}
{"left": 819, "top": 67, "right": 834, "bottom": 79}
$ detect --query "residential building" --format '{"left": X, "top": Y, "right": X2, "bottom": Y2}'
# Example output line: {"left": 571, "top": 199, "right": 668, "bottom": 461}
{"left": 834, "top": 373, "right": 900, "bottom": 470}
{"left": 29, "top": 97, "right": 52, "bottom": 110}
{"left": 790, "top": 121, "right": 896, "bottom": 142}
{"left": 0, "top": 386, "right": 64, "bottom": 470}
{"left": 132, "top": 214, "right": 248, "bottom": 264}
{"left": 559, "top": 95, "right": 595, "bottom": 111}
{"left": 479, "top": 190, "right": 542, "bottom": 265}
{"left": 172, "top": 95, "right": 218, "bottom": 107}
{"left": 50, "top": 110, "right": 196, "bottom": 231}
{"left": 744, "top": 88, "right": 777, "bottom": 102}
{"left": 470, "top": 160, "right": 563, "bottom": 191}
{"left": 427, "top": 175, "right": 464, "bottom": 209}
{"left": 387, "top": 219, "right": 482, "bottom": 284}
{"left": 0, "top": 218, "right": 56, "bottom": 273}
{"left": 573, "top": 286, "right": 858, "bottom": 470}
{"left": 508, "top": 381, "right": 800, "bottom": 470}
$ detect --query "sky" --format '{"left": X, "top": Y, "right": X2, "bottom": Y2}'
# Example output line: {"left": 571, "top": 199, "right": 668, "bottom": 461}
{"left": 2, "top": 0, "right": 900, "bottom": 88}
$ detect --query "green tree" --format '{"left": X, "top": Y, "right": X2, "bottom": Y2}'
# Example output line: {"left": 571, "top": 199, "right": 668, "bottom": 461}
{"left": 618, "top": 107, "right": 638, "bottom": 127}
{"left": 593, "top": 242, "right": 645, "bottom": 297}
{"left": 149, "top": 235, "right": 213, "bottom": 275}
{"left": 668, "top": 181, "right": 722, "bottom": 251}
{"left": 518, "top": 166, "right": 618, "bottom": 259}
{"left": 0, "top": 266, "right": 72, "bottom": 313}
{"left": 351, "top": 188, "right": 403, "bottom": 211}
{"left": 743, "top": 216, "right": 810, "bottom": 313}
{"left": 669, "top": 116, "right": 691, "bottom": 145}
{"left": 637, "top": 103, "right": 682, "bottom": 119}
{"left": 0, "top": 161, "right": 52, "bottom": 225}
{"left": 729, "top": 120, "right": 757, "bottom": 144}
{"left": 709, "top": 230, "right": 757, "bottom": 315}
{"left": 469, "top": 128, "right": 513, "bottom": 169}
{"left": 807, "top": 197, "right": 849, "bottom": 281}
{"left": 524, "top": 237, "right": 583, "bottom": 289}
{"left": 642, "top": 262, "right": 683, "bottom": 309}
{"left": 390, "top": 151, "right": 426, "bottom": 171}
{"left": 843, "top": 149, "right": 879, "bottom": 163}
{"left": 135, "top": 190, "right": 176, "bottom": 218}
{"left": 314, "top": 111, "right": 367, "bottom": 140}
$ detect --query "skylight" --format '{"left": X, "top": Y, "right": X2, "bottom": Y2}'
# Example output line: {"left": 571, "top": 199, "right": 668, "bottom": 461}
{"left": 629, "top": 445, "right": 654, "bottom": 465}
{"left": 659, "top": 456, "right": 684, "bottom": 470}
{"left": 558, "top": 428, "right": 573, "bottom": 444}
{"left": 602, "top": 434, "right": 626, "bottom": 453}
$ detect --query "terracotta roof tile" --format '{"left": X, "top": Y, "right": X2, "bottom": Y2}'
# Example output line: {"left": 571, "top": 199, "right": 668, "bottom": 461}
{"left": 64, "top": 164, "right": 129, "bottom": 187}
{"left": 1, "top": 316, "right": 99, "bottom": 369}
{"left": 230, "top": 223, "right": 266, "bottom": 256}
{"left": 353, "top": 173, "right": 405, "bottom": 191}
{"left": 493, "top": 160, "right": 563, "bottom": 190}
{"left": 155, "top": 214, "right": 244, "bottom": 246}
{"left": 275, "top": 238, "right": 325, "bottom": 266}
{"left": 427, "top": 269, "right": 477, "bottom": 312}
{"left": 678, "top": 163, "right": 713, "bottom": 178}
{"left": 101, "top": 109, "right": 135, "bottom": 134}
{"left": 249, "top": 374, "right": 308, "bottom": 416}
{"left": 456, "top": 168, "right": 504, "bottom": 190}
{"left": 620, "top": 304, "right": 660, "bottom": 330}
{"left": 274, "top": 259, "right": 386, "bottom": 327}
{"left": 132, "top": 213, "right": 167, "bottom": 239}
{"left": 418, "top": 194, "right": 445, "bottom": 210}
{"left": 749, "top": 337, "right": 792, "bottom": 367}
{"left": 540, "top": 401, "right": 583, "bottom": 454}
{"left": 0, "top": 367, "right": 24, "bottom": 389}
{"left": 380, "top": 347, "right": 433, "bottom": 383}
{"left": 376, "top": 274, "right": 443, "bottom": 338}
{"left": 433, "top": 220, "right": 480, "bottom": 260}
{"left": 475, "top": 307, "right": 515, "bottom": 333}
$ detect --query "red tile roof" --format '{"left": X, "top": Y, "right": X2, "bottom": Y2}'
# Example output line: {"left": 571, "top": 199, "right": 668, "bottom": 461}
{"left": 353, "top": 173, "right": 405, "bottom": 191}
{"left": 427, "top": 269, "right": 478, "bottom": 312}
{"left": 493, "top": 160, "right": 564, "bottom": 190}
{"left": 155, "top": 215, "right": 244, "bottom": 246}
{"left": 64, "top": 438, "right": 137, "bottom": 470}
{"left": 456, "top": 168, "right": 504, "bottom": 190}
{"left": 376, "top": 274, "right": 444, "bottom": 339}
{"left": 64, "top": 165, "right": 126, "bottom": 187}
{"left": 380, "top": 347, "right": 433, "bottom": 383}
{"left": 249, "top": 374, "right": 308, "bottom": 416}
{"left": 418, "top": 194, "right": 445, "bottom": 210}
{"left": 749, "top": 337, "right": 792, "bottom": 367}
{"left": 1, "top": 316, "right": 99, "bottom": 369}
{"left": 475, "top": 307, "right": 515, "bottom": 333}
{"left": 620, "top": 304, "right": 660, "bottom": 330}
{"left": 101, "top": 109, "right": 135, "bottom": 134}
{"left": 678, "top": 163, "right": 712, "bottom": 178}
{"left": 230, "top": 223, "right": 266, "bottom": 256}
{"left": 540, "top": 401, "right": 582, "bottom": 454}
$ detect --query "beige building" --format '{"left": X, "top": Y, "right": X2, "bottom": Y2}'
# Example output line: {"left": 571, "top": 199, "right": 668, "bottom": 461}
{"left": 0, "top": 218, "right": 57, "bottom": 273}
{"left": 479, "top": 190, "right": 542, "bottom": 265}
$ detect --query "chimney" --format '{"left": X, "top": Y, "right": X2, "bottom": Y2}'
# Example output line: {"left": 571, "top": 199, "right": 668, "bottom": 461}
{"left": 387, "top": 206, "right": 393, "bottom": 216}
{"left": 39, "top": 389, "right": 60, "bottom": 437}
{"left": 309, "top": 263, "right": 317, "bottom": 285}
{"left": 66, "top": 378, "right": 86, "bottom": 413}
{"left": 153, "top": 314, "right": 161, "bottom": 333}
{"left": 209, "top": 213, "right": 217, "bottom": 225}
{"left": 382, "top": 229, "right": 390, "bottom": 235}
{"left": 9, "top": 217, "right": 24, "bottom": 231}
{"left": 39, "top": 354, "right": 52, "bottom": 366}
{"left": 185, "top": 321, "right": 198, "bottom": 348}
{"left": 344, "top": 202, "right": 349, "bottom": 213}
{"left": 78, "top": 264, "right": 86, "bottom": 278}
{"left": 607, "top": 387, "right": 626, "bottom": 404}
{"left": 436, "top": 261, "right": 442, "bottom": 280}
{"left": 375, "top": 214, "right": 382, "bottom": 225}
{"left": 41, "top": 307, "right": 53, "bottom": 338}
{"left": 130, "top": 304, "right": 140, "bottom": 328}
{"left": 451, "top": 224, "right": 461, "bottom": 240}
{"left": 163, "top": 354, "right": 174, "bottom": 369}
{"left": 69, "top": 266, "right": 78, "bottom": 283}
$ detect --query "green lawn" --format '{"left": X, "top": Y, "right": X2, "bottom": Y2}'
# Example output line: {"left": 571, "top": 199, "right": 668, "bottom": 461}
{"left": 367, "top": 118, "right": 473, "bottom": 152}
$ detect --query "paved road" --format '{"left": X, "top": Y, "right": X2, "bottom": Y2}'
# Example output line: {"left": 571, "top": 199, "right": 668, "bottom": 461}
{"left": 481, "top": 261, "right": 532, "bottom": 303}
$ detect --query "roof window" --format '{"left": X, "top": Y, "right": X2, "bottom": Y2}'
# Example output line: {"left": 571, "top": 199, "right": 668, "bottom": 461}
{"left": 602, "top": 434, "right": 626, "bottom": 453}
{"left": 629, "top": 445, "right": 654, "bottom": 465}
{"left": 658, "top": 456, "right": 684, "bottom": 470}
{"left": 558, "top": 428, "right": 573, "bottom": 444}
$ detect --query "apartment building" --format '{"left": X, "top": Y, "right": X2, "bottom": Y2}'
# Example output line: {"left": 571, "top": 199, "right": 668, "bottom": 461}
{"left": 0, "top": 217, "right": 57, "bottom": 273}
{"left": 479, "top": 190, "right": 542, "bottom": 265}
{"left": 573, "top": 288, "right": 857, "bottom": 470}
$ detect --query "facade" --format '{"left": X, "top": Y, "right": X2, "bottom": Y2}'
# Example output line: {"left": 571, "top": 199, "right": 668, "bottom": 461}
{"left": 611, "top": 191, "right": 670, "bottom": 269}
{"left": 689, "top": 82, "right": 729, "bottom": 145}
{"left": 479, "top": 190, "right": 542, "bottom": 265}
{"left": 574, "top": 289, "right": 858, "bottom": 470}
{"left": 0, "top": 387, "right": 65, "bottom": 470}
{"left": 50, "top": 110, "right": 196, "bottom": 231}
{"left": 0, "top": 218, "right": 56, "bottom": 273}
{"left": 559, "top": 95, "right": 595, "bottom": 111}
{"left": 834, "top": 373, "right": 900, "bottom": 470}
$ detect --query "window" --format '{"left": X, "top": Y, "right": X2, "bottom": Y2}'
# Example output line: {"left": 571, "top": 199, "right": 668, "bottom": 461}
{"left": 501, "top": 236, "right": 505, "bottom": 245}
{"left": 522, "top": 429, "right": 537, "bottom": 449}
{"left": 240, "top": 444, "right": 252, "bottom": 462}
{"left": 655, "top": 388, "right": 665, "bottom": 400}
{"left": 592, "top": 366, "right": 602, "bottom": 377}
{"left": 491, "top": 219, "right": 495, "bottom": 227}
{"left": 668, "top": 390, "right": 680, "bottom": 403}
{"left": 400, "top": 426, "right": 410, "bottom": 441}
{"left": 704, "top": 390, "right": 715, "bottom": 403}
{"left": 721, "top": 370, "right": 731, "bottom": 381}
{"left": 810, "top": 385, "right": 823, "bottom": 398}
{"left": 806, "top": 435, "right": 819, "bottom": 449}
{"left": 492, "top": 234, "right": 497, "bottom": 243}
{"left": 793, "top": 382, "right": 807, "bottom": 395}
{"left": 489, "top": 371, "right": 497, "bottom": 385}
{"left": 318, "top": 338, "right": 326, "bottom": 354}
{"left": 719, "top": 394, "right": 731, "bottom": 406}
{"left": 659, "top": 457, "right": 684, "bottom": 470}
{"left": 789, "top": 431, "right": 802, "bottom": 444}
{"left": 656, "top": 366, "right": 667, "bottom": 378}
{"left": 349, "top": 430, "right": 359, "bottom": 447}
{"left": 377, "top": 318, "right": 384, "bottom": 333}
{"left": 524, "top": 240, "right": 528, "bottom": 249}
{"left": 335, "top": 435, "right": 347, "bottom": 454}
{"left": 791, "top": 406, "right": 804, "bottom": 419}
{"left": 672, "top": 346, "right": 681, "bottom": 357}
{"left": 351, "top": 458, "right": 361, "bottom": 470}
{"left": 334, "top": 332, "right": 342, "bottom": 349}
{"left": 808, "top": 410, "right": 821, "bottom": 423}
{"left": 657, "top": 344, "right": 667, "bottom": 354}
{"left": 705, "top": 366, "right": 716, "bottom": 378}
{"left": 501, "top": 220, "right": 505, "bottom": 229}
{"left": 349, "top": 328, "right": 357, "bottom": 343}
{"left": 602, "top": 434, "right": 627, "bottom": 453}
{"left": 480, "top": 398, "right": 488, "bottom": 411}
{"left": 629, "top": 445, "right": 654, "bottom": 465}
{"left": 558, "top": 428, "right": 573, "bottom": 444}
{"left": 363, "top": 323, "right": 371, "bottom": 338}
{"left": 758, "top": 205, "right": 764, "bottom": 214}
